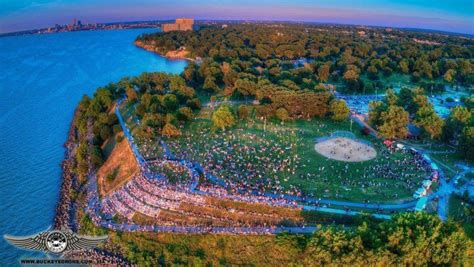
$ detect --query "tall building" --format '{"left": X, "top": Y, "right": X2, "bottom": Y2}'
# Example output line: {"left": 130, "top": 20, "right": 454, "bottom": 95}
{"left": 162, "top": 18, "right": 195, "bottom": 32}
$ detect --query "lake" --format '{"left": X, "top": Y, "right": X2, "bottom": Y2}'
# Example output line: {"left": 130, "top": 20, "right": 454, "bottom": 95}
{"left": 0, "top": 29, "right": 187, "bottom": 265}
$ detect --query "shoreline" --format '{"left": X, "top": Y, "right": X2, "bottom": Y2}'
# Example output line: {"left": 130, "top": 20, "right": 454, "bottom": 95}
{"left": 134, "top": 39, "right": 195, "bottom": 62}
{"left": 54, "top": 108, "right": 79, "bottom": 230}
{"left": 54, "top": 108, "right": 128, "bottom": 264}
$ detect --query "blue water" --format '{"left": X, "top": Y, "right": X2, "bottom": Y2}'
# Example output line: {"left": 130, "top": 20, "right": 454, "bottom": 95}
{"left": 0, "top": 29, "right": 187, "bottom": 265}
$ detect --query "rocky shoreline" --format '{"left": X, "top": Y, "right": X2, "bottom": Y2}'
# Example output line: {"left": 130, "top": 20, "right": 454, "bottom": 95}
{"left": 54, "top": 108, "right": 78, "bottom": 229}
{"left": 54, "top": 109, "right": 130, "bottom": 265}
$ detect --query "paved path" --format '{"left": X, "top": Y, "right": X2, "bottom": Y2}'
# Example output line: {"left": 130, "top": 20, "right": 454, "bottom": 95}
{"left": 434, "top": 168, "right": 473, "bottom": 221}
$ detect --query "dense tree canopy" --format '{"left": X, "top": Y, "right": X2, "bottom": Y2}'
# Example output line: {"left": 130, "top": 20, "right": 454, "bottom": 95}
{"left": 137, "top": 23, "right": 474, "bottom": 95}
{"left": 110, "top": 212, "right": 467, "bottom": 266}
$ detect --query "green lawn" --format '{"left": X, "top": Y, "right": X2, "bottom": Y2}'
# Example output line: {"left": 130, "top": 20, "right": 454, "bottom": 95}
{"left": 164, "top": 110, "right": 429, "bottom": 202}
{"left": 118, "top": 99, "right": 432, "bottom": 203}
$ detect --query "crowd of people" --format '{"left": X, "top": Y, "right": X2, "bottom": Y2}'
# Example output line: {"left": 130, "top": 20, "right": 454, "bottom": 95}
{"left": 99, "top": 173, "right": 297, "bottom": 228}
{"left": 160, "top": 120, "right": 435, "bottom": 201}
{"left": 166, "top": 125, "right": 304, "bottom": 197}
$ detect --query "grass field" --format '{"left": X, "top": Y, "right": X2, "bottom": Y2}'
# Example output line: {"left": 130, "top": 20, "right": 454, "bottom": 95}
{"left": 161, "top": 106, "right": 429, "bottom": 202}
{"left": 117, "top": 99, "right": 430, "bottom": 202}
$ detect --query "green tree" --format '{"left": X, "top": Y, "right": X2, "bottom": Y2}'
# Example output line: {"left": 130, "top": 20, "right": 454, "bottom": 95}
{"left": 330, "top": 100, "right": 350, "bottom": 121}
{"left": 317, "top": 64, "right": 330, "bottom": 82}
{"left": 459, "top": 126, "right": 474, "bottom": 160}
{"left": 237, "top": 105, "right": 249, "bottom": 120}
{"left": 368, "top": 101, "right": 384, "bottom": 126}
{"left": 161, "top": 123, "right": 181, "bottom": 137}
{"left": 233, "top": 79, "right": 257, "bottom": 97}
{"left": 275, "top": 107, "right": 290, "bottom": 122}
{"left": 203, "top": 76, "right": 219, "bottom": 92}
{"left": 176, "top": 107, "right": 194, "bottom": 121}
{"left": 162, "top": 94, "right": 178, "bottom": 112}
{"left": 399, "top": 60, "right": 409, "bottom": 74}
{"left": 444, "top": 69, "right": 456, "bottom": 83}
{"left": 378, "top": 106, "right": 409, "bottom": 139}
{"left": 212, "top": 105, "right": 236, "bottom": 130}
{"left": 343, "top": 69, "right": 359, "bottom": 81}
{"left": 126, "top": 87, "right": 138, "bottom": 102}
{"left": 414, "top": 106, "right": 445, "bottom": 139}
{"left": 367, "top": 65, "right": 378, "bottom": 80}
{"left": 385, "top": 89, "right": 399, "bottom": 106}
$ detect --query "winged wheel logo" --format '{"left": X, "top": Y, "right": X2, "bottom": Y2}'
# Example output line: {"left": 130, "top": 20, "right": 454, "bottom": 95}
{"left": 4, "top": 228, "right": 108, "bottom": 255}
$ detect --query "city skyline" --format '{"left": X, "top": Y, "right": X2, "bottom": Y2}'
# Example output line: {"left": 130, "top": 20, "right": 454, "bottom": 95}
{"left": 0, "top": 0, "right": 473, "bottom": 35}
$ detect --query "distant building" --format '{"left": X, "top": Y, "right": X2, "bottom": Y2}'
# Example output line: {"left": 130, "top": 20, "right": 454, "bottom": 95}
{"left": 162, "top": 18, "right": 195, "bottom": 32}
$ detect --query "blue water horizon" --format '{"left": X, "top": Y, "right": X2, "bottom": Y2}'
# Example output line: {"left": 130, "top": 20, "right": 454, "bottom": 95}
{"left": 0, "top": 28, "right": 187, "bottom": 265}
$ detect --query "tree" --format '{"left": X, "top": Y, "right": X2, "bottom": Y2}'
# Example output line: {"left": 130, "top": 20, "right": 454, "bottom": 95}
{"left": 381, "top": 213, "right": 467, "bottom": 265}
{"left": 161, "top": 123, "right": 181, "bottom": 137}
{"left": 399, "top": 60, "right": 409, "bottom": 74}
{"left": 162, "top": 94, "right": 178, "bottom": 112}
{"left": 233, "top": 79, "right": 256, "bottom": 97}
{"left": 368, "top": 101, "right": 384, "bottom": 126}
{"left": 378, "top": 106, "right": 409, "bottom": 139}
{"left": 412, "top": 96, "right": 445, "bottom": 139}
{"left": 444, "top": 69, "right": 456, "bottom": 83}
{"left": 212, "top": 105, "right": 236, "bottom": 130}
{"left": 91, "top": 145, "right": 104, "bottom": 168}
{"left": 459, "top": 126, "right": 474, "bottom": 160}
{"left": 343, "top": 69, "right": 359, "bottom": 81}
{"left": 398, "top": 88, "right": 415, "bottom": 113}
{"left": 317, "top": 64, "right": 330, "bottom": 82}
{"left": 385, "top": 89, "right": 399, "bottom": 106}
{"left": 275, "top": 108, "right": 290, "bottom": 122}
{"left": 414, "top": 106, "right": 445, "bottom": 139}
{"left": 256, "top": 44, "right": 272, "bottom": 59}
{"left": 450, "top": 106, "right": 472, "bottom": 125}
{"left": 203, "top": 76, "right": 219, "bottom": 92}
{"left": 186, "top": 98, "right": 201, "bottom": 110}
{"left": 367, "top": 65, "right": 378, "bottom": 80}
{"left": 330, "top": 100, "right": 350, "bottom": 121}
{"left": 237, "top": 105, "right": 249, "bottom": 120}
{"left": 126, "top": 87, "right": 138, "bottom": 102}
{"left": 443, "top": 105, "right": 472, "bottom": 142}
{"left": 176, "top": 107, "right": 194, "bottom": 121}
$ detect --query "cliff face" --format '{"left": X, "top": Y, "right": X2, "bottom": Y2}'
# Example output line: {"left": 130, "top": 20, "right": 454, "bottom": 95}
{"left": 134, "top": 40, "right": 191, "bottom": 60}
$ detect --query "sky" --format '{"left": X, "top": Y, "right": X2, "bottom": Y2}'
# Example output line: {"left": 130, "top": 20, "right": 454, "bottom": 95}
{"left": 0, "top": 0, "right": 473, "bottom": 34}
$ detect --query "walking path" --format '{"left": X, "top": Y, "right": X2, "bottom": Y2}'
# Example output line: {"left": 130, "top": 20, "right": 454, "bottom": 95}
{"left": 433, "top": 167, "right": 473, "bottom": 221}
